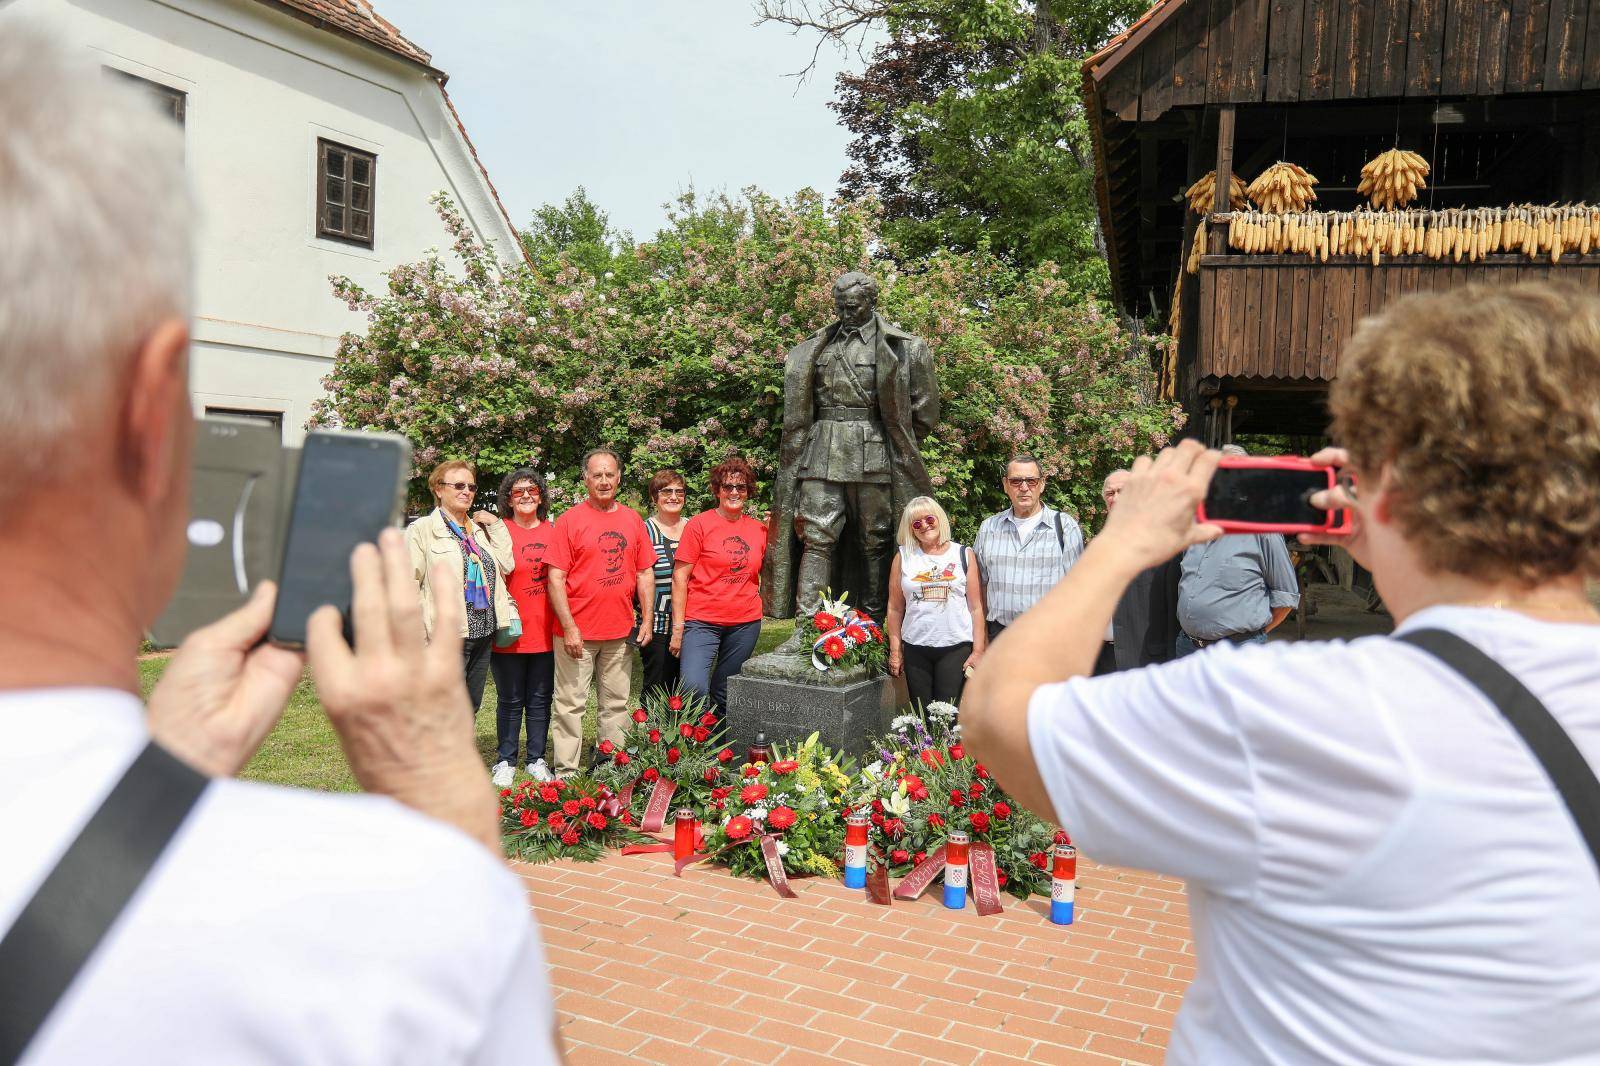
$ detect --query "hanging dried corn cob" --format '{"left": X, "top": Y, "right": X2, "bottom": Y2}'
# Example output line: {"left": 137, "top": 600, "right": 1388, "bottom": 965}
{"left": 1358, "top": 149, "right": 1430, "bottom": 210}
{"left": 1246, "top": 162, "right": 1319, "bottom": 214}
{"left": 1185, "top": 171, "right": 1248, "bottom": 215}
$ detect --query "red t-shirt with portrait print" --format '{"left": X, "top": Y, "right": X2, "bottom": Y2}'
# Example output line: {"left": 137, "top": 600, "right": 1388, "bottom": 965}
{"left": 674, "top": 510, "right": 768, "bottom": 625}
{"left": 497, "top": 519, "right": 554, "bottom": 654}
{"left": 543, "top": 500, "right": 655, "bottom": 642}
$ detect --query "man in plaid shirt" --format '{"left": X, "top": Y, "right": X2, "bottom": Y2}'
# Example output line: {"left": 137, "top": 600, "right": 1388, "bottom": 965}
{"left": 973, "top": 455, "right": 1085, "bottom": 640}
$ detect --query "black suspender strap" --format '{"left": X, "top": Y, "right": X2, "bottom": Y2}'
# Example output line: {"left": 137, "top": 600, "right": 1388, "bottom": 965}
{"left": 0, "top": 742, "right": 208, "bottom": 1065}
{"left": 1397, "top": 628, "right": 1600, "bottom": 884}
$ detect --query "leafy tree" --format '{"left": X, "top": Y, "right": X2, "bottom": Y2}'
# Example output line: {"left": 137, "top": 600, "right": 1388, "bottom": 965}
{"left": 315, "top": 190, "right": 1180, "bottom": 535}
{"left": 758, "top": 0, "right": 1146, "bottom": 294}
{"left": 518, "top": 187, "right": 631, "bottom": 280}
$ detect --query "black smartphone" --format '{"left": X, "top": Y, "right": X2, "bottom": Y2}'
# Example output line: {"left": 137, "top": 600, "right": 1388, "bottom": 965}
{"left": 267, "top": 430, "right": 410, "bottom": 648}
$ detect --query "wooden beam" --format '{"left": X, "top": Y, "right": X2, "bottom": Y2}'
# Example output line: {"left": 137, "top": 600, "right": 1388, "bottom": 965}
{"left": 1210, "top": 104, "right": 1236, "bottom": 254}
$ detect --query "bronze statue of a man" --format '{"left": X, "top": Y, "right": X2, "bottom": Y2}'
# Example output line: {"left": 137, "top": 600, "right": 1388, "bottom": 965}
{"left": 762, "top": 271, "right": 939, "bottom": 620}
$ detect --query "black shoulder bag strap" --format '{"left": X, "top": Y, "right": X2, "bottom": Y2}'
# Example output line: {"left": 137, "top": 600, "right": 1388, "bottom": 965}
{"left": 0, "top": 742, "right": 209, "bottom": 1065}
{"left": 1397, "top": 628, "right": 1600, "bottom": 883}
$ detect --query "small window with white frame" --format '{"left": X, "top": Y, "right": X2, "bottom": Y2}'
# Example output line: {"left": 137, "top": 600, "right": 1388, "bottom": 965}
{"left": 316, "top": 139, "right": 375, "bottom": 248}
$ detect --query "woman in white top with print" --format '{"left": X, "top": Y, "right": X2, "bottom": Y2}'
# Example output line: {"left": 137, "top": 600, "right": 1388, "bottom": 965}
{"left": 886, "top": 496, "right": 986, "bottom": 710}
{"left": 962, "top": 282, "right": 1600, "bottom": 1065}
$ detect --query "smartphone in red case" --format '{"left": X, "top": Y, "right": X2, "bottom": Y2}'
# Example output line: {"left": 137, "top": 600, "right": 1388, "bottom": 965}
{"left": 1196, "top": 455, "right": 1354, "bottom": 536}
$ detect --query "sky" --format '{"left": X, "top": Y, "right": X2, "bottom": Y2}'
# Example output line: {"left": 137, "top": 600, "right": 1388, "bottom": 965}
{"left": 376, "top": 0, "right": 880, "bottom": 241}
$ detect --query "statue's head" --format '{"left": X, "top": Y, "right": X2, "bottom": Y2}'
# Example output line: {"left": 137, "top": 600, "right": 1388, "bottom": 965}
{"left": 832, "top": 271, "right": 878, "bottom": 329}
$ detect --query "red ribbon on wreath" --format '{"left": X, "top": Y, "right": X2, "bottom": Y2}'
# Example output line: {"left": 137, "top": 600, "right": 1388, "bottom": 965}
{"left": 639, "top": 778, "right": 677, "bottom": 833}
{"left": 969, "top": 842, "right": 1004, "bottom": 916}
{"left": 892, "top": 845, "right": 949, "bottom": 901}
{"left": 759, "top": 834, "right": 798, "bottom": 899}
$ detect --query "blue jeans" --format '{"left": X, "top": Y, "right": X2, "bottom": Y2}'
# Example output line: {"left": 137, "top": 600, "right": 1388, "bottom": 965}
{"left": 1175, "top": 630, "right": 1267, "bottom": 658}
{"left": 490, "top": 650, "right": 554, "bottom": 765}
{"left": 679, "top": 619, "right": 762, "bottom": 719}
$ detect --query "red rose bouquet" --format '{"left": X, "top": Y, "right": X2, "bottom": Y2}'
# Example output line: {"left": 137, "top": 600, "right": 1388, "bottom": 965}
{"left": 795, "top": 589, "right": 886, "bottom": 674}
{"left": 844, "top": 704, "right": 1059, "bottom": 899}
{"left": 592, "top": 688, "right": 733, "bottom": 829}
{"left": 699, "top": 732, "right": 852, "bottom": 884}
{"left": 499, "top": 776, "right": 650, "bottom": 863}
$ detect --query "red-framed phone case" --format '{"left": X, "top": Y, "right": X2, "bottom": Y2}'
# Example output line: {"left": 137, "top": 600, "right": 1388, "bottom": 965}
{"left": 1195, "top": 455, "right": 1354, "bottom": 535}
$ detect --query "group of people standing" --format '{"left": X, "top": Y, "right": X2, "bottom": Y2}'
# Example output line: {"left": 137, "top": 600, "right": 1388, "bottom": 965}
{"left": 405, "top": 449, "right": 768, "bottom": 787}
{"left": 405, "top": 443, "right": 1301, "bottom": 786}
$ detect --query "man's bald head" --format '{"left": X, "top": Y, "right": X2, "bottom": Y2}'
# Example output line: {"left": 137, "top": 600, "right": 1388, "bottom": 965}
{"left": 1102, "top": 469, "right": 1131, "bottom": 510}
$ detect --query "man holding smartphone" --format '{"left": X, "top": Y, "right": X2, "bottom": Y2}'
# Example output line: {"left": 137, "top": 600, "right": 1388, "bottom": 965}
{"left": 0, "top": 32, "right": 559, "bottom": 1065}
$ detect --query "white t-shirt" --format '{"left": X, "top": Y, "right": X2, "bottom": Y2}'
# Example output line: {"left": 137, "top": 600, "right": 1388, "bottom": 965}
{"left": 898, "top": 541, "right": 973, "bottom": 647}
{"left": 1027, "top": 606, "right": 1600, "bottom": 1065}
{"left": 1, "top": 688, "right": 559, "bottom": 1066}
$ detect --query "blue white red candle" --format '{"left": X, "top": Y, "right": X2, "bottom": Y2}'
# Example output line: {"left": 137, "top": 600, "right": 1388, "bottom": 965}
{"left": 1050, "top": 842, "right": 1077, "bottom": 925}
{"left": 843, "top": 813, "right": 869, "bottom": 889}
{"left": 943, "top": 831, "right": 970, "bottom": 909}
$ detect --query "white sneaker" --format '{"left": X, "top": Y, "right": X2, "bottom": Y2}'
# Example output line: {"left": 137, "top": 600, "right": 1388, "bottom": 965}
{"left": 490, "top": 761, "right": 514, "bottom": 788}
{"left": 528, "top": 759, "right": 553, "bottom": 783}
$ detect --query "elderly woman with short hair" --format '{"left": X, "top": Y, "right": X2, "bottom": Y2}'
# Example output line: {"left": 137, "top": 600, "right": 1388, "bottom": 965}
{"left": 885, "top": 496, "right": 985, "bottom": 710}
{"left": 405, "top": 459, "right": 514, "bottom": 720}
{"left": 962, "top": 282, "right": 1600, "bottom": 1063}
{"left": 488, "top": 467, "right": 554, "bottom": 786}
{"left": 671, "top": 456, "right": 768, "bottom": 720}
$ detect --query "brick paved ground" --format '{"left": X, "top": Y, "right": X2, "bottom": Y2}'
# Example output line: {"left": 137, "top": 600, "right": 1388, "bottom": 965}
{"left": 517, "top": 849, "right": 1194, "bottom": 1065}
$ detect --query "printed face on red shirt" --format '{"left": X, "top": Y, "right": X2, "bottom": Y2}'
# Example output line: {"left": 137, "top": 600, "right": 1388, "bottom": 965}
{"left": 598, "top": 530, "right": 627, "bottom": 578}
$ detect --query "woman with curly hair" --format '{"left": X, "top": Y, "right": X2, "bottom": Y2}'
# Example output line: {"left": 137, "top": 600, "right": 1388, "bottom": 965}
{"left": 488, "top": 467, "right": 555, "bottom": 786}
{"left": 964, "top": 282, "right": 1600, "bottom": 1064}
{"left": 671, "top": 456, "right": 768, "bottom": 720}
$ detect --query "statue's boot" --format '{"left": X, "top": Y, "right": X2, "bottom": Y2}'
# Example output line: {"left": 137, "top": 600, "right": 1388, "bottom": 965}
{"left": 859, "top": 553, "right": 890, "bottom": 621}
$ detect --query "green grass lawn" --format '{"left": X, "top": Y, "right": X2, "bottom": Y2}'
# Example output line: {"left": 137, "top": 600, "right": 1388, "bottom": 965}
{"left": 138, "top": 618, "right": 795, "bottom": 792}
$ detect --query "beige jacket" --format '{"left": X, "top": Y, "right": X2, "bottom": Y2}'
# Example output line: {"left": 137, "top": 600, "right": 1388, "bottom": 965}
{"left": 405, "top": 508, "right": 516, "bottom": 640}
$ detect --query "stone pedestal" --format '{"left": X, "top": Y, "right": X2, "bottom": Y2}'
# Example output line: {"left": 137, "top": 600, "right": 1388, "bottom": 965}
{"left": 726, "top": 648, "right": 894, "bottom": 758}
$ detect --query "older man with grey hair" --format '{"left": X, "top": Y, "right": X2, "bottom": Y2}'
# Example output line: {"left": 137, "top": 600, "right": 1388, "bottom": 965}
{"left": 1175, "top": 446, "right": 1300, "bottom": 654}
{"left": 0, "top": 25, "right": 558, "bottom": 1065}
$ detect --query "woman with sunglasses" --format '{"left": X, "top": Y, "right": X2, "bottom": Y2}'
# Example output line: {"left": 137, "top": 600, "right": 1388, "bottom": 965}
{"left": 671, "top": 456, "right": 767, "bottom": 721}
{"left": 887, "top": 496, "right": 985, "bottom": 711}
{"left": 405, "top": 459, "right": 515, "bottom": 721}
{"left": 488, "top": 468, "right": 555, "bottom": 786}
{"left": 639, "top": 469, "right": 689, "bottom": 699}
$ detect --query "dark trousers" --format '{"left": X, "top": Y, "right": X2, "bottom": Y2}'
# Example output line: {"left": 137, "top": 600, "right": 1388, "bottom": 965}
{"left": 1093, "top": 641, "right": 1118, "bottom": 676}
{"left": 902, "top": 641, "right": 971, "bottom": 710}
{"left": 490, "top": 650, "right": 554, "bottom": 765}
{"left": 639, "top": 635, "right": 680, "bottom": 700}
{"left": 463, "top": 634, "right": 494, "bottom": 716}
{"left": 986, "top": 619, "right": 1006, "bottom": 642}
{"left": 680, "top": 619, "right": 762, "bottom": 719}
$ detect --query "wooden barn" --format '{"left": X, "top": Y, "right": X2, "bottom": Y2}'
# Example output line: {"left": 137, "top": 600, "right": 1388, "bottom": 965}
{"left": 1083, "top": 0, "right": 1600, "bottom": 442}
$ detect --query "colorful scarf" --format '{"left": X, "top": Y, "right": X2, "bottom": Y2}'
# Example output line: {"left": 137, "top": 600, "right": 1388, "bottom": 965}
{"left": 443, "top": 513, "right": 492, "bottom": 611}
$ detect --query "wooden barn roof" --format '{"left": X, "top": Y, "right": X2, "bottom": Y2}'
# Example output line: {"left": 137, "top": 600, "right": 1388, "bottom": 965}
{"left": 1084, "top": 0, "right": 1600, "bottom": 311}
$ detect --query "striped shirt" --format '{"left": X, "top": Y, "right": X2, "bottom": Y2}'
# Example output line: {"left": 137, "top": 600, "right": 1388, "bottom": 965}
{"left": 643, "top": 518, "right": 677, "bottom": 636}
{"left": 973, "top": 506, "right": 1085, "bottom": 626}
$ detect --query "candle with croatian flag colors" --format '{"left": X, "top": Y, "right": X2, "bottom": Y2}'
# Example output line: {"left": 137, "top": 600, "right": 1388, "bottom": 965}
{"left": 1050, "top": 840, "right": 1077, "bottom": 925}
{"left": 673, "top": 808, "right": 696, "bottom": 862}
{"left": 843, "top": 813, "right": 869, "bottom": 889}
{"left": 943, "top": 831, "right": 970, "bottom": 910}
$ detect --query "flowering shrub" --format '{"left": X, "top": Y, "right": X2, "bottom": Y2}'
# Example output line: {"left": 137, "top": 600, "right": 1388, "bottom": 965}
{"left": 701, "top": 732, "right": 854, "bottom": 880}
{"left": 845, "top": 703, "right": 1059, "bottom": 898}
{"left": 591, "top": 688, "right": 732, "bottom": 825}
{"left": 315, "top": 189, "right": 1180, "bottom": 531}
{"left": 796, "top": 590, "right": 886, "bottom": 673}
{"left": 499, "top": 776, "right": 646, "bottom": 863}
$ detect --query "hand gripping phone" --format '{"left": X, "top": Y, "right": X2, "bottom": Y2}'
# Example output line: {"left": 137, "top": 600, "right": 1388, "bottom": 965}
{"left": 266, "top": 430, "right": 410, "bottom": 648}
{"left": 1196, "top": 455, "right": 1354, "bottom": 536}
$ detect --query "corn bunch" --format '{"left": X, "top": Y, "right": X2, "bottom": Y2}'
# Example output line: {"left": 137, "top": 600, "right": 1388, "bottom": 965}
{"left": 1184, "top": 170, "right": 1247, "bottom": 215}
{"left": 1186, "top": 219, "right": 1207, "bottom": 274}
{"left": 1219, "top": 203, "right": 1600, "bottom": 265}
{"left": 1358, "top": 149, "right": 1430, "bottom": 210}
{"left": 1246, "top": 162, "right": 1318, "bottom": 214}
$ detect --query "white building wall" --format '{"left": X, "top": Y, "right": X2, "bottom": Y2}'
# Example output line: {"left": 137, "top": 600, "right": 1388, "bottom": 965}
{"left": 6, "top": 0, "right": 521, "bottom": 442}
